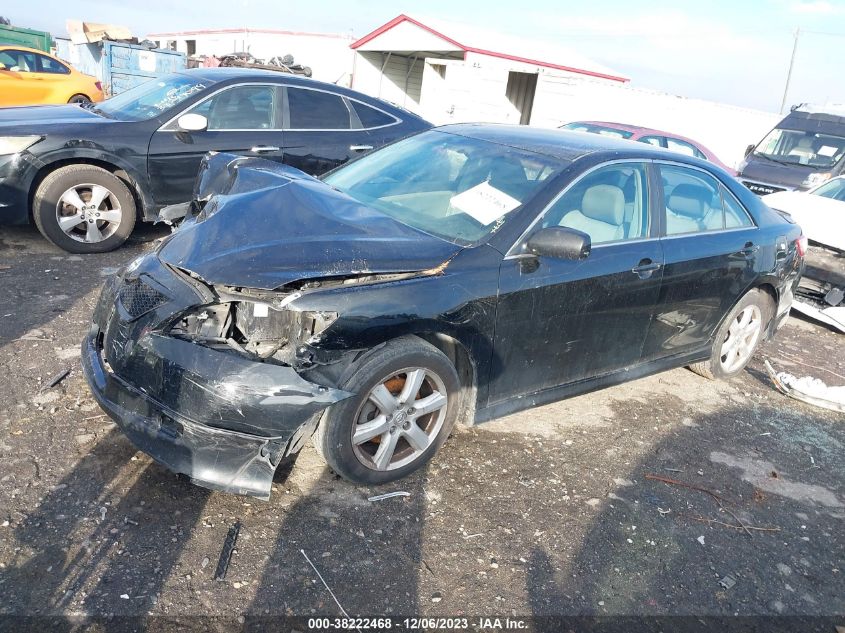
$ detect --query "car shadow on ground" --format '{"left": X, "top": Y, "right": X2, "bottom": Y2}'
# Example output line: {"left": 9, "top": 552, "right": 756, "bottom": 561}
{"left": 525, "top": 401, "right": 844, "bottom": 624}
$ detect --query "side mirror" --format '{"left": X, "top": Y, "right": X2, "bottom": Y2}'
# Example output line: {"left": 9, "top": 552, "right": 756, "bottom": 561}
{"left": 526, "top": 226, "right": 591, "bottom": 260}
{"left": 177, "top": 113, "right": 208, "bottom": 132}
{"left": 744, "top": 144, "right": 755, "bottom": 157}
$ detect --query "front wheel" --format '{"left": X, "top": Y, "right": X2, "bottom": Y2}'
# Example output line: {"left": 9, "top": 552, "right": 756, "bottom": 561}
{"left": 313, "top": 336, "right": 460, "bottom": 485}
{"left": 689, "top": 289, "right": 773, "bottom": 380}
{"left": 32, "top": 165, "right": 136, "bottom": 254}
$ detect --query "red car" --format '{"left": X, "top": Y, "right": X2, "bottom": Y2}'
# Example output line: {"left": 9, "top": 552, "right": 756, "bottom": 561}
{"left": 561, "top": 120, "right": 734, "bottom": 173}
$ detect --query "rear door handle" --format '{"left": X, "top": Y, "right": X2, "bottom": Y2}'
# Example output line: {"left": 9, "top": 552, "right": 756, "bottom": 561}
{"left": 349, "top": 144, "right": 373, "bottom": 152}
{"left": 739, "top": 241, "right": 760, "bottom": 257}
{"left": 632, "top": 259, "right": 662, "bottom": 279}
{"left": 250, "top": 145, "right": 280, "bottom": 153}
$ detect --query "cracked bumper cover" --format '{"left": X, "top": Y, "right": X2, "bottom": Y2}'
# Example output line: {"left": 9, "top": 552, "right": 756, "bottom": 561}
{"left": 81, "top": 325, "right": 352, "bottom": 500}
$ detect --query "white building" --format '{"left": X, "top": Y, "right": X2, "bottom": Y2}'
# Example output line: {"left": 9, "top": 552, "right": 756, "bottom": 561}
{"left": 146, "top": 28, "right": 355, "bottom": 85}
{"left": 349, "top": 15, "right": 779, "bottom": 167}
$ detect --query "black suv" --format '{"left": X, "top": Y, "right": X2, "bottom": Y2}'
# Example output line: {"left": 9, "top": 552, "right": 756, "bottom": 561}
{"left": 0, "top": 68, "right": 430, "bottom": 252}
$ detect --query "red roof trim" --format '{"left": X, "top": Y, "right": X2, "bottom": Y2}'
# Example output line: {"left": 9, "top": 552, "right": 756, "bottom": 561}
{"left": 350, "top": 14, "right": 628, "bottom": 83}
{"left": 148, "top": 28, "right": 349, "bottom": 39}
{"left": 351, "top": 14, "right": 466, "bottom": 51}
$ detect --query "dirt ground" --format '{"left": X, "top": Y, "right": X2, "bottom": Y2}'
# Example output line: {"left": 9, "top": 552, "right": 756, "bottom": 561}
{"left": 0, "top": 224, "right": 842, "bottom": 629}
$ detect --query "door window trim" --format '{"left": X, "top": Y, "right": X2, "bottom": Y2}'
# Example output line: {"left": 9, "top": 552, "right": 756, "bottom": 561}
{"left": 504, "top": 158, "right": 658, "bottom": 259}
{"left": 654, "top": 159, "right": 757, "bottom": 237}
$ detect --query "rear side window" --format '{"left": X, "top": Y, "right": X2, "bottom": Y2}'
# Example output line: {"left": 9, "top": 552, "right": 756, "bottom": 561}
{"left": 37, "top": 55, "right": 70, "bottom": 74}
{"left": 660, "top": 165, "right": 753, "bottom": 235}
{"left": 352, "top": 101, "right": 396, "bottom": 128}
{"left": 666, "top": 137, "right": 707, "bottom": 160}
{"left": 638, "top": 135, "right": 664, "bottom": 147}
{"left": 288, "top": 87, "right": 351, "bottom": 129}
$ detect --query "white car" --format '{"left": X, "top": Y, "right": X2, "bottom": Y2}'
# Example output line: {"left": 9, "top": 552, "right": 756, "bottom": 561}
{"left": 763, "top": 177, "right": 845, "bottom": 252}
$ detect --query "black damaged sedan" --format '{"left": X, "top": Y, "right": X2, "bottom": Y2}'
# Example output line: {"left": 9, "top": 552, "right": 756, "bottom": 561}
{"left": 81, "top": 125, "right": 804, "bottom": 499}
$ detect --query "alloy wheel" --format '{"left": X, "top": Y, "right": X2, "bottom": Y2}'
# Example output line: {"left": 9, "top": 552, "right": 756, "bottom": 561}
{"left": 351, "top": 368, "right": 449, "bottom": 471}
{"left": 55, "top": 183, "right": 123, "bottom": 244}
{"left": 719, "top": 304, "right": 762, "bottom": 373}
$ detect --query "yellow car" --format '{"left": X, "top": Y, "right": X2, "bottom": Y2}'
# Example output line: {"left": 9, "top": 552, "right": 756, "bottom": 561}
{"left": 0, "top": 45, "right": 103, "bottom": 106}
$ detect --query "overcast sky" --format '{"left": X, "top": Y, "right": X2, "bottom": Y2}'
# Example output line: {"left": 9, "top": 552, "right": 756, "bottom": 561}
{"left": 8, "top": 0, "right": 845, "bottom": 112}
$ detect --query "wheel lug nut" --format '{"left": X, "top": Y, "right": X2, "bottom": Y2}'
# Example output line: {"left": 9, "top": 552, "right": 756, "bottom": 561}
{"left": 407, "top": 407, "right": 415, "bottom": 414}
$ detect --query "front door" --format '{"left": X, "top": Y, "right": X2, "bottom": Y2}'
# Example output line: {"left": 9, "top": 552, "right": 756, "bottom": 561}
{"left": 643, "top": 162, "right": 760, "bottom": 360}
{"left": 489, "top": 161, "right": 664, "bottom": 404}
{"left": 147, "top": 83, "right": 285, "bottom": 204}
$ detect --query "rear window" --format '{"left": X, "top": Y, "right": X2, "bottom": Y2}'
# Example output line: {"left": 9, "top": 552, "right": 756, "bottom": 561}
{"left": 561, "top": 122, "right": 634, "bottom": 140}
{"left": 352, "top": 101, "right": 396, "bottom": 128}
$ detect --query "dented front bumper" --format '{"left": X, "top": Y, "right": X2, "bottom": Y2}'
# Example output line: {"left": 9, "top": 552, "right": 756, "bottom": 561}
{"left": 80, "top": 260, "right": 352, "bottom": 500}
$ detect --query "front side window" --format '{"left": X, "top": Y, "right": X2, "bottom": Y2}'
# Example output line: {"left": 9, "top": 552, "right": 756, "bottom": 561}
{"left": 661, "top": 165, "right": 752, "bottom": 235}
{"left": 323, "top": 130, "right": 563, "bottom": 245}
{"left": 638, "top": 135, "right": 664, "bottom": 147}
{"left": 288, "top": 87, "right": 351, "bottom": 129}
{"left": 188, "top": 85, "right": 275, "bottom": 130}
{"left": 540, "top": 162, "right": 650, "bottom": 245}
{"left": 754, "top": 128, "right": 845, "bottom": 168}
{"left": 37, "top": 55, "right": 70, "bottom": 74}
{"left": 0, "top": 49, "right": 37, "bottom": 72}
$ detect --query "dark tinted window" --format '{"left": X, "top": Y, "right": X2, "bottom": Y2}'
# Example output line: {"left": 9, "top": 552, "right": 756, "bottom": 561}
{"left": 288, "top": 87, "right": 350, "bottom": 129}
{"left": 37, "top": 54, "right": 70, "bottom": 74}
{"left": 352, "top": 101, "right": 395, "bottom": 128}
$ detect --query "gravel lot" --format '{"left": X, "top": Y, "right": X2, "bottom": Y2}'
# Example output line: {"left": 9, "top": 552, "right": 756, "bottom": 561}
{"left": 0, "top": 224, "right": 842, "bottom": 628}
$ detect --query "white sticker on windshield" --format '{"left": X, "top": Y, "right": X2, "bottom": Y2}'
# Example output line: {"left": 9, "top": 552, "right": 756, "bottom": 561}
{"left": 449, "top": 181, "right": 521, "bottom": 225}
{"left": 818, "top": 145, "right": 838, "bottom": 157}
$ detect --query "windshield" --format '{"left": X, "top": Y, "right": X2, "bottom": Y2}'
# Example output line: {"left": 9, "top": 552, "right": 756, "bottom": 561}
{"left": 323, "top": 130, "right": 564, "bottom": 244}
{"left": 754, "top": 127, "right": 845, "bottom": 168}
{"left": 95, "top": 74, "right": 210, "bottom": 122}
{"left": 561, "top": 122, "right": 634, "bottom": 140}
{"left": 812, "top": 177, "right": 845, "bottom": 201}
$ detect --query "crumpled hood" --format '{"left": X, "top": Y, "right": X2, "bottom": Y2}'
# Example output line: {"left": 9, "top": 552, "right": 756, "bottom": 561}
{"left": 158, "top": 156, "right": 462, "bottom": 290}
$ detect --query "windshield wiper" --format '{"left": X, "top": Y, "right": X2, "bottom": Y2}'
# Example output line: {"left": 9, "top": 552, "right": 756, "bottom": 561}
{"left": 752, "top": 152, "right": 796, "bottom": 167}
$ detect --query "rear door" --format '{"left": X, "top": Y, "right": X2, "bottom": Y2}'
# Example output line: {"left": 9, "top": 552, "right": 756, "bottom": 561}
{"left": 281, "top": 85, "right": 375, "bottom": 176}
{"left": 147, "top": 83, "right": 285, "bottom": 204}
{"left": 643, "top": 162, "right": 759, "bottom": 360}
{"left": 488, "top": 160, "right": 664, "bottom": 404}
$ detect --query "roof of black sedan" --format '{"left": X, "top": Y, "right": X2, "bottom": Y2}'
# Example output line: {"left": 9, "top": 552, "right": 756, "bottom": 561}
{"left": 438, "top": 122, "right": 676, "bottom": 163}
{"left": 174, "top": 67, "right": 331, "bottom": 88}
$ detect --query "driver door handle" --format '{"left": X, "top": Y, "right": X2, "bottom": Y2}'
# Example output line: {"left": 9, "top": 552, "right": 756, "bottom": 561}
{"left": 349, "top": 144, "right": 373, "bottom": 152}
{"left": 739, "top": 241, "right": 759, "bottom": 256}
{"left": 250, "top": 145, "right": 280, "bottom": 153}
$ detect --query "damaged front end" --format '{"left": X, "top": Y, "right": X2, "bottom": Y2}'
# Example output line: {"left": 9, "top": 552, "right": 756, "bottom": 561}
{"left": 793, "top": 245, "right": 845, "bottom": 333}
{"left": 81, "top": 253, "right": 353, "bottom": 500}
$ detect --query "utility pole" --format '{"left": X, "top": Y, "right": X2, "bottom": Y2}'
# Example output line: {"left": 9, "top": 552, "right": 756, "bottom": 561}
{"left": 780, "top": 28, "right": 800, "bottom": 114}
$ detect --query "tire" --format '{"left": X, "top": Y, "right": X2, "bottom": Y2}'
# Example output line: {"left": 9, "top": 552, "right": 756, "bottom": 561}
{"left": 67, "top": 94, "right": 91, "bottom": 105}
{"left": 313, "top": 336, "right": 461, "bottom": 485}
{"left": 33, "top": 165, "right": 136, "bottom": 254}
{"left": 689, "top": 289, "right": 773, "bottom": 380}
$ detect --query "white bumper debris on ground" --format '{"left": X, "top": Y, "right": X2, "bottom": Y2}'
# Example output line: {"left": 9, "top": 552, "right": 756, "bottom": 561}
{"left": 765, "top": 360, "right": 845, "bottom": 413}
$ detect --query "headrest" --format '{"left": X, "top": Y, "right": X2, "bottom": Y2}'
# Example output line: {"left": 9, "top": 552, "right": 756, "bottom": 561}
{"left": 581, "top": 185, "right": 624, "bottom": 225}
{"left": 669, "top": 184, "right": 712, "bottom": 219}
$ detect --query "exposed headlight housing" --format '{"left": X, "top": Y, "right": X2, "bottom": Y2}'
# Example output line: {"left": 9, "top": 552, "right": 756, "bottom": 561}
{"left": 0, "top": 135, "right": 42, "bottom": 156}
{"left": 802, "top": 171, "right": 831, "bottom": 189}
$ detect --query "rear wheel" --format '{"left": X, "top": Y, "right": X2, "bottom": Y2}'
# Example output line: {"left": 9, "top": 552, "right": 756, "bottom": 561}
{"left": 67, "top": 94, "right": 91, "bottom": 105}
{"left": 313, "top": 336, "right": 460, "bottom": 484}
{"left": 33, "top": 165, "right": 136, "bottom": 254}
{"left": 689, "top": 289, "right": 773, "bottom": 380}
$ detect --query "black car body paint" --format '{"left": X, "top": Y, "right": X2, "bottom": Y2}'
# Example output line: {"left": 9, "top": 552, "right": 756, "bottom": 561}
{"left": 0, "top": 68, "right": 430, "bottom": 226}
{"left": 82, "top": 125, "right": 804, "bottom": 498}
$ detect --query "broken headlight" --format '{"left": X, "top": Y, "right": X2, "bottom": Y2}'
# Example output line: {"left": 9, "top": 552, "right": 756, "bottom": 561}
{"left": 168, "top": 301, "right": 338, "bottom": 360}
